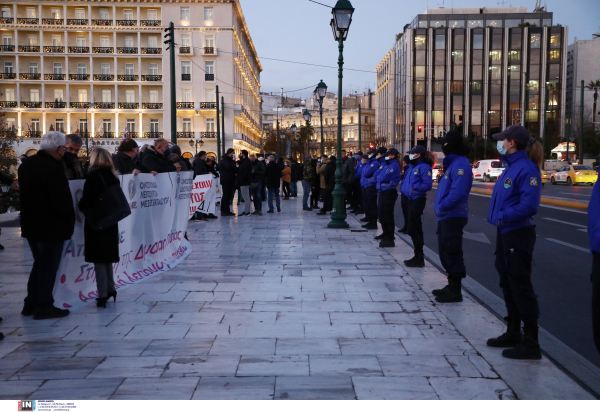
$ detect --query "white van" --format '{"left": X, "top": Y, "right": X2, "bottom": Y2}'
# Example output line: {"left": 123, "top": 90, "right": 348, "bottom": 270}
{"left": 472, "top": 159, "right": 506, "bottom": 182}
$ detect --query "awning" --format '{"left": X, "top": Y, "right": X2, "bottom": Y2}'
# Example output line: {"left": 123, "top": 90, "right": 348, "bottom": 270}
{"left": 551, "top": 143, "right": 576, "bottom": 153}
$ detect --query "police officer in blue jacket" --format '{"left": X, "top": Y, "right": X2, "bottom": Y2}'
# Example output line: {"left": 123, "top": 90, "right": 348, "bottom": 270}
{"left": 404, "top": 145, "right": 433, "bottom": 267}
{"left": 352, "top": 151, "right": 364, "bottom": 214}
{"left": 431, "top": 131, "right": 473, "bottom": 303}
{"left": 361, "top": 147, "right": 387, "bottom": 230}
{"left": 587, "top": 178, "right": 600, "bottom": 354}
{"left": 486, "top": 124, "right": 544, "bottom": 360}
{"left": 398, "top": 155, "right": 412, "bottom": 234}
{"left": 359, "top": 154, "right": 370, "bottom": 218}
{"left": 374, "top": 148, "right": 402, "bottom": 248}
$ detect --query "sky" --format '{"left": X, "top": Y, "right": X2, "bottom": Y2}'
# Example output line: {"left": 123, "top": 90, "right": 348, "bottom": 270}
{"left": 239, "top": 0, "right": 600, "bottom": 99}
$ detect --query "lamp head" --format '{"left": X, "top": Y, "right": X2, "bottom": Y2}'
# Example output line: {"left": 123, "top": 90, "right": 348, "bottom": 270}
{"left": 291, "top": 123, "right": 297, "bottom": 133}
{"left": 331, "top": 0, "right": 354, "bottom": 41}
{"left": 316, "top": 80, "right": 328, "bottom": 99}
{"left": 303, "top": 109, "right": 312, "bottom": 123}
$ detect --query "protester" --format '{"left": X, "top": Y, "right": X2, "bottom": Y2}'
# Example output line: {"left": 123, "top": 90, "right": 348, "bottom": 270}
{"left": 290, "top": 159, "right": 299, "bottom": 198}
{"left": 398, "top": 155, "right": 411, "bottom": 233}
{"left": 18, "top": 131, "right": 74, "bottom": 320}
{"left": 341, "top": 150, "right": 355, "bottom": 209}
{"left": 352, "top": 151, "right": 364, "bottom": 214}
{"left": 589, "top": 178, "right": 600, "bottom": 355}
{"left": 141, "top": 138, "right": 181, "bottom": 174}
{"left": 63, "top": 134, "right": 86, "bottom": 180}
{"left": 236, "top": 150, "right": 252, "bottom": 216}
{"left": 265, "top": 155, "right": 282, "bottom": 213}
{"left": 311, "top": 158, "right": 321, "bottom": 209}
{"left": 302, "top": 155, "right": 316, "bottom": 211}
{"left": 168, "top": 145, "right": 191, "bottom": 171}
{"left": 374, "top": 148, "right": 402, "bottom": 247}
{"left": 318, "top": 155, "right": 336, "bottom": 215}
{"left": 219, "top": 148, "right": 236, "bottom": 216}
{"left": 282, "top": 160, "right": 292, "bottom": 200}
{"left": 112, "top": 138, "right": 151, "bottom": 176}
{"left": 0, "top": 171, "right": 19, "bottom": 250}
{"left": 486, "top": 125, "right": 544, "bottom": 360}
{"left": 250, "top": 154, "right": 265, "bottom": 215}
{"left": 77, "top": 148, "right": 120, "bottom": 308}
{"left": 192, "top": 151, "right": 211, "bottom": 221}
{"left": 316, "top": 155, "right": 330, "bottom": 211}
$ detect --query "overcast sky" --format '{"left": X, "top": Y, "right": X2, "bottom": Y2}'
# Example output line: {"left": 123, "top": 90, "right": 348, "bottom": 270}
{"left": 240, "top": 0, "right": 600, "bottom": 98}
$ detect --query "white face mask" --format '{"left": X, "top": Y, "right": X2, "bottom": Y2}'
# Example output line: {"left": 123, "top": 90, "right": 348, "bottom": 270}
{"left": 409, "top": 154, "right": 418, "bottom": 160}
{"left": 497, "top": 140, "right": 508, "bottom": 156}
{"left": 368, "top": 155, "right": 373, "bottom": 159}
{"left": 385, "top": 157, "right": 390, "bottom": 161}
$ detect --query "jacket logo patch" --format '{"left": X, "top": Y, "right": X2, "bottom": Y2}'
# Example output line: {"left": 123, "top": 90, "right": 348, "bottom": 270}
{"left": 530, "top": 177, "right": 539, "bottom": 187}
{"left": 389, "top": 168, "right": 394, "bottom": 173}
{"left": 371, "top": 164, "right": 375, "bottom": 167}
{"left": 458, "top": 169, "right": 464, "bottom": 176}
{"left": 444, "top": 175, "right": 449, "bottom": 179}
{"left": 414, "top": 170, "right": 418, "bottom": 174}
{"left": 504, "top": 178, "right": 512, "bottom": 189}
{"left": 427, "top": 170, "right": 432, "bottom": 176}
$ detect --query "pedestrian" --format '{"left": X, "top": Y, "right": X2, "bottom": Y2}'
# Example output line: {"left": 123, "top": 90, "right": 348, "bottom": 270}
{"left": 397, "top": 155, "right": 411, "bottom": 233}
{"left": 77, "top": 148, "right": 120, "bottom": 308}
{"left": 374, "top": 148, "right": 402, "bottom": 247}
{"left": 63, "top": 134, "right": 86, "bottom": 180}
{"left": 431, "top": 131, "right": 473, "bottom": 303}
{"left": 403, "top": 145, "right": 434, "bottom": 267}
{"left": 18, "top": 131, "right": 74, "bottom": 320}
{"left": 588, "top": 179, "right": 600, "bottom": 355}
{"left": 193, "top": 151, "right": 212, "bottom": 221}
{"left": 341, "top": 149, "right": 355, "bottom": 210}
{"left": 290, "top": 159, "right": 299, "bottom": 198}
{"left": 311, "top": 158, "right": 321, "bottom": 209}
{"left": 168, "top": 145, "right": 191, "bottom": 171}
{"left": 352, "top": 151, "right": 364, "bottom": 215}
{"left": 318, "top": 156, "right": 336, "bottom": 215}
{"left": 236, "top": 150, "right": 252, "bottom": 216}
{"left": 316, "top": 155, "right": 330, "bottom": 211}
{"left": 249, "top": 154, "right": 265, "bottom": 216}
{"left": 218, "top": 148, "right": 236, "bottom": 217}
{"left": 112, "top": 138, "right": 151, "bottom": 176}
{"left": 265, "top": 155, "right": 282, "bottom": 213}
{"left": 361, "top": 147, "right": 387, "bottom": 230}
{"left": 302, "top": 155, "right": 316, "bottom": 211}
{"left": 485, "top": 124, "right": 544, "bottom": 360}
{"left": 0, "top": 171, "right": 19, "bottom": 250}
{"left": 141, "top": 138, "right": 182, "bottom": 174}
{"left": 259, "top": 157, "right": 267, "bottom": 202}
{"left": 282, "top": 160, "right": 292, "bottom": 200}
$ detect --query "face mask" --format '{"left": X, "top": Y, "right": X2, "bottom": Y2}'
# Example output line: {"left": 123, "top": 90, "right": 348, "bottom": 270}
{"left": 163, "top": 148, "right": 171, "bottom": 157}
{"left": 497, "top": 140, "right": 508, "bottom": 156}
{"left": 385, "top": 157, "right": 390, "bottom": 161}
{"left": 409, "top": 154, "right": 418, "bottom": 160}
{"left": 62, "top": 151, "right": 76, "bottom": 163}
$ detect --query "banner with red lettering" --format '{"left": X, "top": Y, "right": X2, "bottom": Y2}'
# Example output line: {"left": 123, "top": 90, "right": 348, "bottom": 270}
{"left": 52, "top": 172, "right": 194, "bottom": 310}
{"left": 189, "top": 175, "right": 217, "bottom": 218}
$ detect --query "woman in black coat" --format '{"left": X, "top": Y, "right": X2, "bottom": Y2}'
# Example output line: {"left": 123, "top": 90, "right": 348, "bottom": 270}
{"left": 78, "top": 148, "right": 120, "bottom": 308}
{"left": 112, "top": 138, "right": 152, "bottom": 175}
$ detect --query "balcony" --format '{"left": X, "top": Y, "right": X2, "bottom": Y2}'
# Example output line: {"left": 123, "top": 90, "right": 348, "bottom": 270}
{"left": 93, "top": 47, "right": 114, "bottom": 54}
{"left": 177, "top": 132, "right": 194, "bottom": 139}
{"left": 68, "top": 47, "right": 89, "bottom": 53}
{"left": 118, "top": 102, "right": 139, "bottom": 109}
{"left": 203, "top": 47, "right": 216, "bottom": 55}
{"left": 205, "top": 74, "right": 215, "bottom": 81}
{"left": 100, "top": 132, "right": 116, "bottom": 139}
{"left": 143, "top": 132, "right": 163, "bottom": 139}
{"left": 141, "top": 20, "right": 161, "bottom": 27}
{"left": 181, "top": 74, "right": 191, "bottom": 81}
{"left": 70, "top": 102, "right": 90, "bottom": 109}
{"left": 0, "top": 101, "right": 17, "bottom": 108}
{"left": 0, "top": 18, "right": 13, "bottom": 24}
{"left": 0, "top": 73, "right": 16, "bottom": 79}
{"left": 17, "top": 18, "right": 38, "bottom": 24}
{"left": 0, "top": 45, "right": 15, "bottom": 52}
{"left": 123, "top": 132, "right": 139, "bottom": 138}
{"left": 200, "top": 102, "right": 217, "bottom": 109}
{"left": 21, "top": 102, "right": 42, "bottom": 108}
{"left": 20, "top": 73, "right": 41, "bottom": 80}
{"left": 0, "top": 130, "right": 18, "bottom": 137}
{"left": 69, "top": 74, "right": 90, "bottom": 81}
{"left": 45, "top": 74, "right": 66, "bottom": 80}
{"left": 142, "top": 102, "right": 163, "bottom": 109}
{"left": 141, "top": 47, "right": 161, "bottom": 54}
{"left": 46, "top": 101, "right": 67, "bottom": 108}
{"left": 23, "top": 131, "right": 42, "bottom": 138}
{"left": 42, "top": 18, "right": 63, "bottom": 25}
{"left": 117, "top": 47, "right": 138, "bottom": 54}
{"left": 176, "top": 102, "right": 194, "bottom": 109}
{"left": 178, "top": 46, "right": 192, "bottom": 55}
{"left": 94, "top": 74, "right": 114, "bottom": 81}
{"left": 92, "top": 19, "right": 112, "bottom": 26}
{"left": 117, "top": 75, "right": 138, "bottom": 81}
{"left": 94, "top": 102, "right": 115, "bottom": 109}
{"left": 44, "top": 46, "right": 65, "bottom": 53}
{"left": 201, "top": 132, "right": 217, "bottom": 139}
{"left": 67, "top": 19, "right": 88, "bottom": 26}
{"left": 116, "top": 20, "right": 136, "bottom": 27}
{"left": 141, "top": 75, "right": 162, "bottom": 81}
{"left": 18, "top": 46, "right": 40, "bottom": 52}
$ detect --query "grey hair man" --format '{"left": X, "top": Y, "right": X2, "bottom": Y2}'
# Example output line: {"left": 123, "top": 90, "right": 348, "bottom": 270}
{"left": 18, "top": 131, "right": 75, "bottom": 320}
{"left": 63, "top": 134, "right": 86, "bottom": 180}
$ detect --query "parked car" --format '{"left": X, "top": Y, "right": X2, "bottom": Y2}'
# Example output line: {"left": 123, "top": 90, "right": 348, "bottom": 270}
{"left": 472, "top": 159, "right": 506, "bottom": 182}
{"left": 541, "top": 170, "right": 547, "bottom": 187}
{"left": 432, "top": 163, "right": 443, "bottom": 182}
{"left": 550, "top": 165, "right": 597, "bottom": 186}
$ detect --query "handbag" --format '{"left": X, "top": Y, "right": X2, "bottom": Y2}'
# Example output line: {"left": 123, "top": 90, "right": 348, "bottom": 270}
{"left": 82, "top": 172, "right": 131, "bottom": 231}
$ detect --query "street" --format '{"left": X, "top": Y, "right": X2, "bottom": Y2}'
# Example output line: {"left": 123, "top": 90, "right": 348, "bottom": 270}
{"left": 394, "top": 183, "right": 600, "bottom": 368}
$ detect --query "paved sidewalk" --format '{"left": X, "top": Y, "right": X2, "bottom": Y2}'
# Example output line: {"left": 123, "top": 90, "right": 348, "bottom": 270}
{"left": 0, "top": 194, "right": 594, "bottom": 400}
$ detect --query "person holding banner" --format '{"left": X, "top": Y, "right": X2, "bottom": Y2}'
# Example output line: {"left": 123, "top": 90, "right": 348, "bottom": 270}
{"left": 141, "top": 138, "right": 181, "bottom": 174}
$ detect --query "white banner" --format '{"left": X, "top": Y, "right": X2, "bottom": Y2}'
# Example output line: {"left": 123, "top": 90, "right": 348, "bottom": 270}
{"left": 215, "top": 177, "right": 222, "bottom": 203}
{"left": 52, "top": 172, "right": 194, "bottom": 310}
{"left": 189, "top": 175, "right": 217, "bottom": 218}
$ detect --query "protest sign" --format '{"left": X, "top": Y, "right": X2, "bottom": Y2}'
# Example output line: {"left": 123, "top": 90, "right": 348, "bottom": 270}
{"left": 188, "top": 175, "right": 217, "bottom": 218}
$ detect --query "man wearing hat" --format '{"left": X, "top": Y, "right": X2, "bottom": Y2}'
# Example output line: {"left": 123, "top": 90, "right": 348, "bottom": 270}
{"left": 374, "top": 148, "right": 402, "bottom": 247}
{"left": 398, "top": 155, "right": 412, "bottom": 233}
{"left": 352, "top": 151, "right": 364, "bottom": 214}
{"left": 360, "top": 148, "right": 384, "bottom": 229}
{"left": 431, "top": 131, "right": 473, "bottom": 303}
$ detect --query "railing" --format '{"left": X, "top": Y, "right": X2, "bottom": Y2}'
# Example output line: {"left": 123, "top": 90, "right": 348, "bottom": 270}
{"left": 92, "top": 47, "right": 113, "bottom": 53}
{"left": 68, "top": 46, "right": 89, "bottom": 53}
{"left": 236, "top": 133, "right": 262, "bottom": 150}
{"left": 141, "top": 20, "right": 161, "bottom": 27}
{"left": 20, "top": 73, "right": 41, "bottom": 80}
{"left": 21, "top": 101, "right": 42, "bottom": 108}
{"left": 18, "top": 46, "right": 40, "bottom": 52}
{"left": 123, "top": 132, "right": 139, "bottom": 138}
{"left": 201, "top": 132, "right": 217, "bottom": 139}
{"left": 45, "top": 74, "right": 65, "bottom": 80}
{"left": 42, "top": 18, "right": 63, "bottom": 25}
{"left": 46, "top": 101, "right": 67, "bottom": 108}
{"left": 118, "top": 102, "right": 139, "bottom": 109}
{"left": 176, "top": 132, "right": 194, "bottom": 139}
{"left": 179, "top": 46, "right": 191, "bottom": 54}
{"left": 101, "top": 132, "right": 116, "bottom": 139}
{"left": 141, "top": 75, "right": 162, "bottom": 81}
{"left": 0, "top": 18, "right": 13, "bottom": 24}
{"left": 0, "top": 73, "right": 16, "bottom": 79}
{"left": 67, "top": 19, "right": 88, "bottom": 25}
{"left": 17, "top": 18, "right": 38, "bottom": 24}
{"left": 181, "top": 74, "right": 191, "bottom": 81}
{"left": 117, "top": 75, "right": 138, "bottom": 81}
{"left": 0, "top": 101, "right": 17, "bottom": 108}
{"left": 44, "top": 46, "right": 64, "bottom": 53}
{"left": 0, "top": 130, "right": 18, "bottom": 137}
{"left": 176, "top": 102, "right": 194, "bottom": 109}
{"left": 0, "top": 45, "right": 15, "bottom": 52}
{"left": 94, "top": 74, "right": 114, "bottom": 81}
{"left": 142, "top": 103, "right": 163, "bottom": 109}
{"left": 69, "top": 74, "right": 90, "bottom": 80}
{"left": 204, "top": 47, "right": 215, "bottom": 54}
{"left": 92, "top": 19, "right": 112, "bottom": 26}
{"left": 143, "top": 132, "right": 163, "bottom": 139}
{"left": 141, "top": 47, "right": 161, "bottom": 54}
{"left": 116, "top": 20, "right": 136, "bottom": 26}
{"left": 205, "top": 73, "right": 215, "bottom": 81}
{"left": 70, "top": 102, "right": 90, "bottom": 108}
{"left": 117, "top": 47, "right": 138, "bottom": 54}
{"left": 94, "top": 102, "right": 115, "bottom": 109}
{"left": 200, "top": 102, "right": 217, "bottom": 109}
{"left": 242, "top": 107, "right": 261, "bottom": 131}
{"left": 23, "top": 131, "right": 42, "bottom": 138}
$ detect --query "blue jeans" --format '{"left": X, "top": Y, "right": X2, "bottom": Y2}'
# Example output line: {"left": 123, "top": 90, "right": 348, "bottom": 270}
{"left": 302, "top": 180, "right": 312, "bottom": 209}
{"left": 251, "top": 184, "right": 262, "bottom": 211}
{"left": 268, "top": 188, "right": 281, "bottom": 211}
{"left": 290, "top": 181, "right": 298, "bottom": 197}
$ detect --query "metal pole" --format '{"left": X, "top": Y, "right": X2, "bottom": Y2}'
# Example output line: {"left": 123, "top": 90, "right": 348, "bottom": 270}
{"left": 580, "top": 79, "right": 584, "bottom": 165}
{"left": 358, "top": 103, "right": 362, "bottom": 153}
{"left": 216, "top": 85, "right": 221, "bottom": 158}
{"left": 169, "top": 22, "right": 176, "bottom": 145}
{"left": 320, "top": 98, "right": 324, "bottom": 155}
{"left": 328, "top": 35, "right": 349, "bottom": 229}
{"left": 276, "top": 108, "right": 280, "bottom": 158}
{"left": 306, "top": 121, "right": 310, "bottom": 157}
{"left": 543, "top": 83, "right": 548, "bottom": 169}
{"left": 221, "top": 96, "right": 225, "bottom": 156}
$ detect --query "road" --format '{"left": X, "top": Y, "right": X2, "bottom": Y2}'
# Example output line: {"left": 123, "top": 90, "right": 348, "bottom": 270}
{"left": 393, "top": 182, "right": 600, "bottom": 368}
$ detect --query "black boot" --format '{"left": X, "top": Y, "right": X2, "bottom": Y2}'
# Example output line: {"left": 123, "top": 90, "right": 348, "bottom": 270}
{"left": 362, "top": 220, "right": 377, "bottom": 230}
{"left": 432, "top": 278, "right": 450, "bottom": 297}
{"left": 502, "top": 323, "right": 542, "bottom": 360}
{"left": 379, "top": 239, "right": 395, "bottom": 248}
{"left": 360, "top": 216, "right": 370, "bottom": 222}
{"left": 404, "top": 251, "right": 425, "bottom": 268}
{"left": 435, "top": 277, "right": 463, "bottom": 303}
{"left": 398, "top": 226, "right": 408, "bottom": 234}
{"left": 487, "top": 316, "right": 523, "bottom": 347}
{"left": 374, "top": 233, "right": 386, "bottom": 240}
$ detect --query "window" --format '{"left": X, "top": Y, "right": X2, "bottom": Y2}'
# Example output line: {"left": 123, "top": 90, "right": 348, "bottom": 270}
{"left": 79, "top": 119, "right": 88, "bottom": 134}
{"left": 29, "top": 63, "right": 38, "bottom": 74}
{"left": 27, "top": 35, "right": 37, "bottom": 46}
{"left": 414, "top": 35, "right": 426, "bottom": 50}
{"left": 486, "top": 20, "right": 501, "bottom": 27}
{"left": 489, "top": 50, "right": 502, "bottom": 64}
{"left": 530, "top": 34, "right": 541, "bottom": 49}
{"left": 124, "top": 10, "right": 133, "bottom": 21}
{"left": 100, "top": 36, "right": 110, "bottom": 47}
{"left": 149, "top": 63, "right": 158, "bottom": 75}
{"left": 150, "top": 119, "right": 159, "bottom": 133}
{"left": 100, "top": 8, "right": 109, "bottom": 20}
{"left": 206, "top": 118, "right": 215, "bottom": 132}
{"left": 77, "top": 63, "right": 87, "bottom": 75}
{"left": 51, "top": 8, "right": 61, "bottom": 19}
{"left": 101, "top": 63, "right": 110, "bottom": 75}
{"left": 2, "top": 34, "right": 12, "bottom": 45}
{"left": 550, "top": 33, "right": 561, "bottom": 49}
{"left": 5, "top": 88, "right": 14, "bottom": 101}
{"left": 182, "top": 88, "right": 191, "bottom": 102}
{"left": 124, "top": 36, "right": 134, "bottom": 47}
{"left": 1, "top": 7, "right": 11, "bottom": 18}
{"left": 26, "top": 8, "right": 36, "bottom": 19}
{"left": 449, "top": 20, "right": 464, "bottom": 28}
{"left": 435, "top": 35, "right": 445, "bottom": 49}
{"left": 30, "top": 89, "right": 40, "bottom": 102}
{"left": 468, "top": 20, "right": 482, "bottom": 28}
{"left": 76, "top": 36, "right": 86, "bottom": 47}
{"left": 126, "top": 119, "right": 135, "bottom": 133}
{"left": 180, "top": 8, "right": 190, "bottom": 21}
{"left": 6, "top": 117, "right": 15, "bottom": 131}
{"left": 206, "top": 88, "right": 215, "bottom": 102}
{"left": 125, "top": 63, "right": 134, "bottom": 75}
{"left": 148, "top": 10, "right": 157, "bottom": 21}
{"left": 149, "top": 90, "right": 158, "bottom": 103}
{"left": 350, "top": 116, "right": 354, "bottom": 123}
{"left": 505, "top": 19, "right": 521, "bottom": 28}
{"left": 52, "top": 35, "right": 61, "bottom": 46}
{"left": 75, "top": 8, "right": 85, "bottom": 20}
{"left": 148, "top": 36, "right": 158, "bottom": 48}
{"left": 205, "top": 34, "right": 214, "bottom": 48}
{"left": 430, "top": 20, "right": 445, "bottom": 28}
{"left": 205, "top": 62, "right": 214, "bottom": 74}
{"left": 126, "top": 90, "right": 136, "bottom": 103}
{"left": 31, "top": 118, "right": 40, "bottom": 131}
{"left": 55, "top": 119, "right": 64, "bottom": 132}
{"left": 102, "top": 119, "right": 112, "bottom": 133}
{"left": 181, "top": 34, "right": 191, "bottom": 46}
{"left": 183, "top": 118, "right": 192, "bottom": 132}
{"left": 181, "top": 61, "right": 191, "bottom": 75}
{"left": 204, "top": 8, "right": 213, "bottom": 21}
{"left": 78, "top": 89, "right": 87, "bottom": 102}
{"left": 524, "top": 19, "right": 540, "bottom": 27}
{"left": 102, "top": 90, "right": 111, "bottom": 102}
{"left": 53, "top": 63, "right": 62, "bottom": 74}
{"left": 472, "top": 34, "right": 483, "bottom": 50}
{"left": 54, "top": 89, "right": 63, "bottom": 101}
{"left": 4, "top": 62, "right": 12, "bottom": 73}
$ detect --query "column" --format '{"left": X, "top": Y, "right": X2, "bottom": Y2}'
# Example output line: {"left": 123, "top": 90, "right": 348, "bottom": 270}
{"left": 502, "top": 28, "right": 509, "bottom": 130}
{"left": 539, "top": 27, "right": 548, "bottom": 136}
{"left": 521, "top": 27, "right": 528, "bottom": 127}
{"left": 18, "top": 112, "right": 22, "bottom": 137}
{"left": 483, "top": 28, "right": 490, "bottom": 140}
{"left": 445, "top": 29, "right": 452, "bottom": 133}
{"left": 66, "top": 112, "right": 70, "bottom": 134}
{"left": 464, "top": 29, "right": 470, "bottom": 137}
{"left": 426, "top": 28, "right": 433, "bottom": 149}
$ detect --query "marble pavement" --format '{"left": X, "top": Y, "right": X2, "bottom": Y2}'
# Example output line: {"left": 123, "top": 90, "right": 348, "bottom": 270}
{"left": 0, "top": 194, "right": 595, "bottom": 400}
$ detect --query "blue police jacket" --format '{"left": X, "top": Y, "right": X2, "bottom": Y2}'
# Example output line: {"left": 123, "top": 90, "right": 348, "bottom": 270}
{"left": 362, "top": 156, "right": 382, "bottom": 188}
{"left": 372, "top": 157, "right": 387, "bottom": 184}
{"left": 376, "top": 159, "right": 402, "bottom": 192}
{"left": 434, "top": 154, "right": 473, "bottom": 221}
{"left": 406, "top": 158, "right": 433, "bottom": 200}
{"left": 400, "top": 164, "right": 412, "bottom": 197}
{"left": 487, "top": 150, "right": 542, "bottom": 233}
{"left": 354, "top": 161, "right": 365, "bottom": 181}
{"left": 588, "top": 180, "right": 600, "bottom": 254}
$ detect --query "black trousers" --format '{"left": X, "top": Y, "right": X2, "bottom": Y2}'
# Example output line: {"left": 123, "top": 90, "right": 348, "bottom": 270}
{"left": 353, "top": 180, "right": 363, "bottom": 209}
{"left": 25, "top": 239, "right": 65, "bottom": 311}
{"left": 495, "top": 226, "right": 540, "bottom": 324}
{"left": 365, "top": 185, "right": 378, "bottom": 221}
{"left": 322, "top": 189, "right": 333, "bottom": 212}
{"left": 592, "top": 252, "right": 600, "bottom": 354}
{"left": 344, "top": 182, "right": 353, "bottom": 205}
{"left": 221, "top": 183, "right": 233, "bottom": 212}
{"left": 311, "top": 186, "right": 321, "bottom": 208}
{"left": 282, "top": 181, "right": 291, "bottom": 197}
{"left": 437, "top": 217, "right": 468, "bottom": 279}
{"left": 378, "top": 189, "right": 398, "bottom": 240}
{"left": 400, "top": 193, "right": 409, "bottom": 229}
{"left": 407, "top": 196, "right": 427, "bottom": 253}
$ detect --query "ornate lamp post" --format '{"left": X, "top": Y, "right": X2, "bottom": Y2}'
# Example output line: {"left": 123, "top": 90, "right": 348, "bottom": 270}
{"left": 302, "top": 109, "right": 312, "bottom": 156}
{"left": 280, "top": 130, "right": 286, "bottom": 158}
{"left": 327, "top": 0, "right": 353, "bottom": 229}
{"left": 189, "top": 138, "right": 204, "bottom": 155}
{"left": 314, "top": 80, "right": 328, "bottom": 155}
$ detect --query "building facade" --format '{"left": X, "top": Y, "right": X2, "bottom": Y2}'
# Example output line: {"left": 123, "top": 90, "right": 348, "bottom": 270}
{"left": 388, "top": 7, "right": 567, "bottom": 153}
{"left": 375, "top": 48, "right": 395, "bottom": 146}
{"left": 0, "top": 0, "right": 262, "bottom": 159}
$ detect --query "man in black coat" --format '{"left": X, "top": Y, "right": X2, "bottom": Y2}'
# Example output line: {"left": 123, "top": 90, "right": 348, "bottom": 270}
{"left": 249, "top": 154, "right": 265, "bottom": 215}
{"left": 317, "top": 156, "right": 336, "bottom": 215}
{"left": 341, "top": 150, "right": 355, "bottom": 209}
{"left": 141, "top": 138, "right": 181, "bottom": 174}
{"left": 63, "top": 134, "right": 87, "bottom": 180}
{"left": 0, "top": 171, "right": 19, "bottom": 251}
{"left": 218, "top": 148, "right": 236, "bottom": 216}
{"left": 265, "top": 155, "right": 282, "bottom": 213}
{"left": 290, "top": 160, "right": 299, "bottom": 198}
{"left": 236, "top": 150, "right": 252, "bottom": 216}
{"left": 18, "top": 131, "right": 75, "bottom": 320}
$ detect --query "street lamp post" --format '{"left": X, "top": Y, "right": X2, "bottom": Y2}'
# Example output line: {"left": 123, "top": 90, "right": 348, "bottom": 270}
{"left": 291, "top": 123, "right": 297, "bottom": 158}
{"left": 327, "top": 0, "right": 353, "bottom": 230}
{"left": 188, "top": 138, "right": 204, "bottom": 155}
{"left": 281, "top": 130, "right": 286, "bottom": 158}
{"left": 302, "top": 109, "right": 312, "bottom": 157}
{"left": 314, "top": 80, "right": 328, "bottom": 155}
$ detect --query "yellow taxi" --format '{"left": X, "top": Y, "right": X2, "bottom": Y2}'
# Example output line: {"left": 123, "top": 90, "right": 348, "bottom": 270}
{"left": 541, "top": 170, "right": 548, "bottom": 187}
{"left": 550, "top": 165, "right": 598, "bottom": 186}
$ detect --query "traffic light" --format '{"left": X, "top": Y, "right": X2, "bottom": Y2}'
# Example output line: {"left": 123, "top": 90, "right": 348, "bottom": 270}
{"left": 369, "top": 143, "right": 374, "bottom": 149}
{"left": 418, "top": 125, "right": 422, "bottom": 133}
{"left": 164, "top": 23, "right": 174, "bottom": 50}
